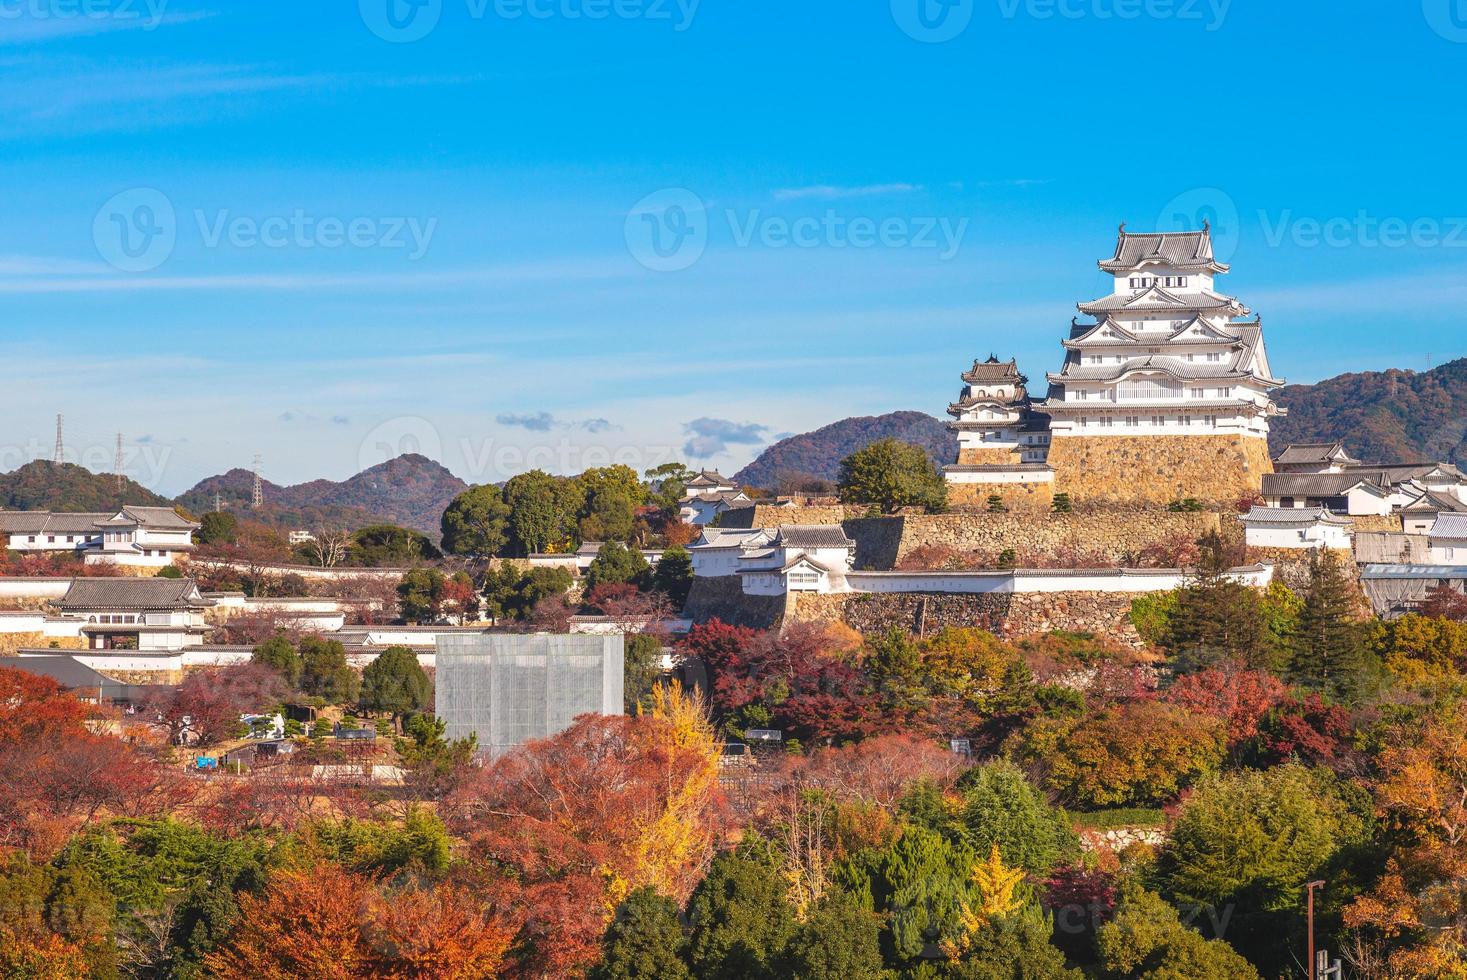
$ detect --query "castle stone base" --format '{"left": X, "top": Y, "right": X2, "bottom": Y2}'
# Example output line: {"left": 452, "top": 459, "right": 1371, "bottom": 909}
{"left": 947, "top": 480, "right": 1054, "bottom": 512}
{"left": 957, "top": 447, "right": 1022, "bottom": 466}
{"left": 1047, "top": 434, "right": 1272, "bottom": 506}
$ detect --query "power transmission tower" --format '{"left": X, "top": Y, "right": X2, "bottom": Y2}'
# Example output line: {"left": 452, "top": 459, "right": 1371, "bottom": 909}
{"left": 53, "top": 414, "right": 64, "bottom": 464}
{"left": 214, "top": 491, "right": 223, "bottom": 513}
{"left": 114, "top": 433, "right": 125, "bottom": 491}
{"left": 251, "top": 454, "right": 264, "bottom": 510}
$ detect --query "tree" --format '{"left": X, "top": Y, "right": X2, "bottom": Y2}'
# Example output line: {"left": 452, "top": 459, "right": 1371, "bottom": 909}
{"left": 586, "top": 542, "right": 651, "bottom": 592}
{"left": 347, "top": 524, "right": 441, "bottom": 566}
{"left": 686, "top": 849, "right": 797, "bottom": 980}
{"left": 299, "top": 526, "right": 351, "bottom": 568}
{"left": 440, "top": 484, "right": 510, "bottom": 558}
{"left": 1019, "top": 700, "right": 1227, "bottom": 808}
{"left": 944, "top": 905, "right": 1080, "bottom": 979}
{"left": 197, "top": 511, "right": 237, "bottom": 546}
{"left": 580, "top": 490, "right": 637, "bottom": 544}
{"left": 837, "top": 438, "right": 947, "bottom": 514}
{"left": 957, "top": 760, "right": 1079, "bottom": 877}
{"left": 591, "top": 887, "right": 691, "bottom": 980}
{"left": 1165, "top": 531, "right": 1273, "bottom": 673}
{"left": 652, "top": 546, "right": 694, "bottom": 607}
{"left": 298, "top": 636, "right": 359, "bottom": 704}
{"left": 772, "top": 891, "right": 884, "bottom": 980}
{"left": 203, "top": 863, "right": 511, "bottom": 979}
{"left": 1288, "top": 547, "right": 1369, "bottom": 700}
{"left": 397, "top": 567, "right": 446, "bottom": 624}
{"left": 1157, "top": 766, "right": 1368, "bottom": 973}
{"left": 360, "top": 646, "right": 431, "bottom": 725}
{"left": 250, "top": 634, "right": 301, "bottom": 688}
{"left": 1096, "top": 882, "right": 1260, "bottom": 980}
{"left": 504, "top": 470, "right": 575, "bottom": 555}
{"left": 144, "top": 663, "right": 287, "bottom": 747}
{"left": 624, "top": 634, "right": 664, "bottom": 713}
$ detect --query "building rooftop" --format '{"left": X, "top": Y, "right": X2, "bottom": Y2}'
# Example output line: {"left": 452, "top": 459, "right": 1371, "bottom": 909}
{"left": 774, "top": 525, "right": 856, "bottom": 550}
{"left": 1262, "top": 473, "right": 1391, "bottom": 498}
{"left": 1429, "top": 513, "right": 1467, "bottom": 540}
{"left": 685, "top": 470, "right": 733, "bottom": 489}
{"left": 1403, "top": 489, "right": 1467, "bottom": 514}
{"left": 1097, "top": 225, "right": 1228, "bottom": 274}
{"left": 0, "top": 511, "right": 110, "bottom": 535}
{"left": 1240, "top": 505, "right": 1353, "bottom": 527}
{"left": 57, "top": 577, "right": 213, "bottom": 611}
{"left": 0, "top": 655, "right": 145, "bottom": 700}
{"left": 960, "top": 356, "right": 1023, "bottom": 383}
{"left": 1077, "top": 285, "right": 1242, "bottom": 316}
{"left": 1274, "top": 442, "right": 1360, "bottom": 466}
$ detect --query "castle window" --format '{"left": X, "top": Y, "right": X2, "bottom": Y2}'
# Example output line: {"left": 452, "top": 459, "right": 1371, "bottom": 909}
{"left": 1125, "top": 416, "right": 1139, "bottom": 427}
{"left": 1079, "top": 417, "right": 1088, "bottom": 428}
{"left": 1150, "top": 415, "right": 1164, "bottom": 426}
{"left": 1206, "top": 352, "right": 1223, "bottom": 362}
{"left": 1190, "top": 388, "right": 1205, "bottom": 398}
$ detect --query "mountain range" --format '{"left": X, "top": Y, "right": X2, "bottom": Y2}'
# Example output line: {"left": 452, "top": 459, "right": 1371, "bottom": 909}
{"left": 7, "top": 359, "right": 1467, "bottom": 527}
{"left": 174, "top": 454, "right": 467, "bottom": 536}
{"left": 732, "top": 358, "right": 1467, "bottom": 487}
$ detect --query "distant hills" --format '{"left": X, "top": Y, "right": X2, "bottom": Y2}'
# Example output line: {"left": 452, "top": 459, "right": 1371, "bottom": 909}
{"left": 175, "top": 454, "right": 467, "bottom": 537}
{"left": 733, "top": 411, "right": 957, "bottom": 490}
{"left": 0, "top": 461, "right": 173, "bottom": 512}
{"left": 1267, "top": 358, "right": 1467, "bottom": 465}
{"left": 0, "top": 454, "right": 465, "bottom": 539}
{"left": 732, "top": 358, "right": 1467, "bottom": 488}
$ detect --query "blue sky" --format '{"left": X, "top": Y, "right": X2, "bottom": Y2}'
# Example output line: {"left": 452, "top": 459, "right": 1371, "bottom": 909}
{"left": 4, "top": 0, "right": 1467, "bottom": 494}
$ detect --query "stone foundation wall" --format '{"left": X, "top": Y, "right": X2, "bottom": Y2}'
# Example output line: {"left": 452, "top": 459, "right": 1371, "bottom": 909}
{"left": 956, "top": 447, "right": 1022, "bottom": 466}
{"left": 0, "top": 633, "right": 86, "bottom": 654}
{"left": 726, "top": 509, "right": 1236, "bottom": 571}
{"left": 786, "top": 590, "right": 1147, "bottom": 647}
{"left": 893, "top": 511, "right": 1232, "bottom": 567}
{"left": 684, "top": 575, "right": 789, "bottom": 630}
{"left": 1048, "top": 434, "right": 1272, "bottom": 506}
{"left": 947, "top": 481, "right": 1054, "bottom": 512}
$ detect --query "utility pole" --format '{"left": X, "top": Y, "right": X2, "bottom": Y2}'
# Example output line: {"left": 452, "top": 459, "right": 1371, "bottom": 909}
{"left": 1306, "top": 879, "right": 1325, "bottom": 979}
{"left": 53, "top": 414, "right": 64, "bottom": 464}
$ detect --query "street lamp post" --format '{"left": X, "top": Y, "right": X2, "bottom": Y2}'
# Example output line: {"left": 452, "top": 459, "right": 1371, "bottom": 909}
{"left": 1306, "top": 879, "right": 1326, "bottom": 980}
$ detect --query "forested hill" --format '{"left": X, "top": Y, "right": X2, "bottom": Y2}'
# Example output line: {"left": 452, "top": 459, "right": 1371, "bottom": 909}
{"left": 0, "top": 461, "right": 172, "bottom": 512}
{"left": 175, "top": 453, "right": 467, "bottom": 537}
{"left": 733, "top": 411, "right": 956, "bottom": 490}
{"left": 1268, "top": 358, "right": 1467, "bottom": 464}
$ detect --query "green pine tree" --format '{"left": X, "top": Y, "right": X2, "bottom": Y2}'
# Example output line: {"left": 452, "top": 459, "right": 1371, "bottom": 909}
{"left": 592, "top": 888, "right": 691, "bottom": 980}
{"left": 1287, "top": 548, "right": 1365, "bottom": 700}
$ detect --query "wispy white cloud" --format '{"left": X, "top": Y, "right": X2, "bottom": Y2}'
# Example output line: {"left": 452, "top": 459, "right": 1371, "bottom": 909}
{"left": 773, "top": 183, "right": 923, "bottom": 202}
{"left": 496, "top": 411, "right": 620, "bottom": 434}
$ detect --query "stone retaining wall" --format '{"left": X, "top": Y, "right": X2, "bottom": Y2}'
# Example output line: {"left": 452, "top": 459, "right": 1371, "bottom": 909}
{"left": 1350, "top": 514, "right": 1402, "bottom": 534}
{"left": 1048, "top": 434, "right": 1272, "bottom": 506}
{"left": 683, "top": 575, "right": 788, "bottom": 630}
{"left": 785, "top": 590, "right": 1147, "bottom": 647}
{"left": 947, "top": 481, "right": 1054, "bottom": 512}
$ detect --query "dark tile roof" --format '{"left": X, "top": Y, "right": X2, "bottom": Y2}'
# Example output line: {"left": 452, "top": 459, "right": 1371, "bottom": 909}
{"left": 960, "top": 357, "right": 1022, "bottom": 382}
{"left": 1274, "top": 442, "right": 1357, "bottom": 465}
{"left": 1403, "top": 490, "right": 1467, "bottom": 513}
{"left": 775, "top": 525, "right": 855, "bottom": 550}
{"left": 0, "top": 512, "right": 109, "bottom": 535}
{"left": 1098, "top": 226, "right": 1226, "bottom": 273}
{"left": 1261, "top": 473, "right": 1386, "bottom": 497}
{"left": 1241, "top": 505, "right": 1352, "bottom": 526}
{"left": 0, "top": 655, "right": 143, "bottom": 700}
{"left": 58, "top": 578, "right": 211, "bottom": 611}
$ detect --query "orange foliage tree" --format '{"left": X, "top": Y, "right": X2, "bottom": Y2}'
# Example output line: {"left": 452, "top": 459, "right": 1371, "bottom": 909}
{"left": 0, "top": 667, "right": 169, "bottom": 859}
{"left": 1344, "top": 699, "right": 1467, "bottom": 976}
{"left": 204, "top": 863, "right": 512, "bottom": 980}
{"left": 444, "top": 699, "right": 722, "bottom": 978}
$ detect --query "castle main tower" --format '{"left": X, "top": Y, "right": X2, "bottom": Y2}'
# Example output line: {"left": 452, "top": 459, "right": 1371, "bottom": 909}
{"left": 1037, "top": 222, "right": 1285, "bottom": 505}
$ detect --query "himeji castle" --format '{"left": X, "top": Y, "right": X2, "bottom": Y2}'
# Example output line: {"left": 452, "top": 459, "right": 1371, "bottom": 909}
{"left": 945, "top": 223, "right": 1286, "bottom": 507}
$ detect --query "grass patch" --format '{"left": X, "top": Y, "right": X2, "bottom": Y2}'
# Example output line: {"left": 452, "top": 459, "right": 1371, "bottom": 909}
{"left": 1072, "top": 808, "right": 1167, "bottom": 831}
